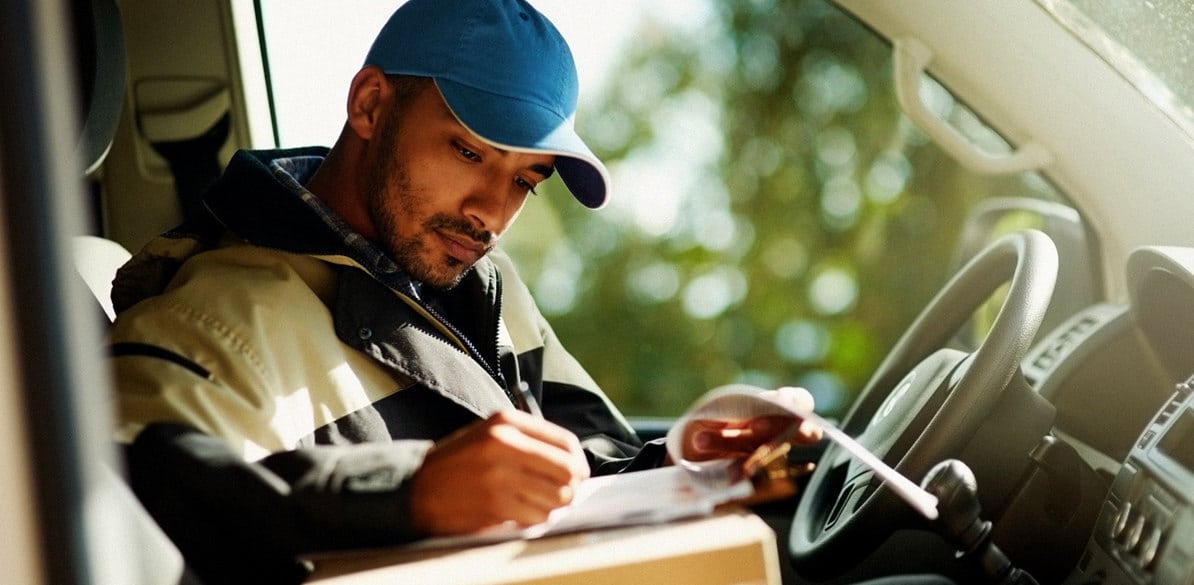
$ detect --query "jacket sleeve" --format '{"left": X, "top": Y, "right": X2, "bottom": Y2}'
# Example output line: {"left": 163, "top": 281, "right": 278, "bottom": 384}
{"left": 126, "top": 423, "right": 433, "bottom": 585}
{"left": 111, "top": 246, "right": 415, "bottom": 459}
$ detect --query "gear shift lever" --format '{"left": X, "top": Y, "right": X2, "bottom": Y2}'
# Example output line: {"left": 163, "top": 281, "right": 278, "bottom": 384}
{"left": 921, "top": 459, "right": 1039, "bottom": 585}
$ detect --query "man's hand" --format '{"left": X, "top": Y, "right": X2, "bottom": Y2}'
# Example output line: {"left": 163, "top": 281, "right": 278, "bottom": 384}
{"left": 679, "top": 386, "right": 822, "bottom": 462}
{"left": 409, "top": 410, "right": 590, "bottom": 536}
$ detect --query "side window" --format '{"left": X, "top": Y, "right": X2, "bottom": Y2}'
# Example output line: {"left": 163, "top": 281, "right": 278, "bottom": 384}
{"left": 505, "top": 1, "right": 1075, "bottom": 418}
{"left": 256, "top": 0, "right": 1080, "bottom": 418}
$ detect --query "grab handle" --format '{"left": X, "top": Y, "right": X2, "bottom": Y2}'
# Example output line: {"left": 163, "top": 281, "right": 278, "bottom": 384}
{"left": 893, "top": 37, "right": 1052, "bottom": 175}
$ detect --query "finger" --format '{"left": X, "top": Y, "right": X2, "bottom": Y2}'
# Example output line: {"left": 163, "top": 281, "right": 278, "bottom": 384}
{"left": 502, "top": 492, "right": 558, "bottom": 527}
{"left": 772, "top": 386, "right": 816, "bottom": 412}
{"left": 764, "top": 388, "right": 823, "bottom": 443}
{"left": 796, "top": 419, "right": 824, "bottom": 443}
{"left": 475, "top": 449, "right": 577, "bottom": 504}
{"left": 495, "top": 410, "right": 586, "bottom": 458}
{"left": 472, "top": 466, "right": 575, "bottom": 527}
{"left": 470, "top": 415, "right": 589, "bottom": 487}
{"left": 505, "top": 469, "right": 576, "bottom": 512}
{"left": 421, "top": 462, "right": 571, "bottom": 532}
{"left": 447, "top": 494, "right": 551, "bottom": 533}
{"left": 486, "top": 422, "right": 588, "bottom": 487}
{"left": 411, "top": 416, "right": 585, "bottom": 536}
{"left": 490, "top": 411, "right": 589, "bottom": 480}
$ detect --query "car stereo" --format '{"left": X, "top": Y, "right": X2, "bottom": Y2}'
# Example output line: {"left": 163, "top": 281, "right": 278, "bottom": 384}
{"left": 1066, "top": 377, "right": 1194, "bottom": 585}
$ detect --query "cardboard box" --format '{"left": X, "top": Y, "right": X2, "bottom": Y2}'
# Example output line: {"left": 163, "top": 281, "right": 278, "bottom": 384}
{"left": 306, "top": 508, "right": 781, "bottom": 585}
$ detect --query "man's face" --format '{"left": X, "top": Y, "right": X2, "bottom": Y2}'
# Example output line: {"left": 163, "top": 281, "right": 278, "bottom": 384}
{"left": 364, "top": 84, "right": 555, "bottom": 289}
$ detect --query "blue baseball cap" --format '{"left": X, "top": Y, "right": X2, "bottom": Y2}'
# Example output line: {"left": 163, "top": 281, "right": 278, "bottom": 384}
{"left": 364, "top": 0, "right": 610, "bottom": 209}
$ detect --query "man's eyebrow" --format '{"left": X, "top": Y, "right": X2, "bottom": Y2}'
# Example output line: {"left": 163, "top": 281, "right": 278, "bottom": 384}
{"left": 492, "top": 145, "right": 556, "bottom": 178}
{"left": 529, "top": 163, "right": 555, "bottom": 178}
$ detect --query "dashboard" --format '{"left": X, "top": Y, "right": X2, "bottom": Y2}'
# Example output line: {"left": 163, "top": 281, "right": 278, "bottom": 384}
{"left": 1065, "top": 377, "right": 1194, "bottom": 585}
{"left": 1025, "top": 246, "right": 1194, "bottom": 585}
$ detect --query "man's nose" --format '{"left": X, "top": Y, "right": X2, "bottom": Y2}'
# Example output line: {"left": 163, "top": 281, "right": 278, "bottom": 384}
{"left": 463, "top": 177, "right": 517, "bottom": 232}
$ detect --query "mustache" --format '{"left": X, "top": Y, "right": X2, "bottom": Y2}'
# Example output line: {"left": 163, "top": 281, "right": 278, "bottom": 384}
{"left": 426, "top": 214, "right": 495, "bottom": 248}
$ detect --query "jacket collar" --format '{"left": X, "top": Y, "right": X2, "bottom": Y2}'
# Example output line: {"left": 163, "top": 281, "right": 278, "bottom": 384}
{"left": 203, "top": 147, "right": 346, "bottom": 256}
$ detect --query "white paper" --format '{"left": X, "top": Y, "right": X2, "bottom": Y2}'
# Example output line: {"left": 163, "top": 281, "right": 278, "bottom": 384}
{"left": 666, "top": 383, "right": 938, "bottom": 520}
{"left": 794, "top": 408, "right": 939, "bottom": 520}
{"left": 664, "top": 383, "right": 804, "bottom": 469}
{"left": 400, "top": 461, "right": 753, "bottom": 551}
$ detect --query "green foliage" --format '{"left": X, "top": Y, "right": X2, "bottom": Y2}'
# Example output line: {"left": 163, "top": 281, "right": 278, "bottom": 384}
{"left": 506, "top": 0, "right": 1061, "bottom": 418}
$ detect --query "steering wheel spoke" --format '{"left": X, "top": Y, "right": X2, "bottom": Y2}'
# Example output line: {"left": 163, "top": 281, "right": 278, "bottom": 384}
{"left": 822, "top": 469, "right": 875, "bottom": 532}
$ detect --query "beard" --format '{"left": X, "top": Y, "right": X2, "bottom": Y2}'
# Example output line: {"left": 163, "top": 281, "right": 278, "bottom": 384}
{"left": 364, "top": 123, "right": 493, "bottom": 290}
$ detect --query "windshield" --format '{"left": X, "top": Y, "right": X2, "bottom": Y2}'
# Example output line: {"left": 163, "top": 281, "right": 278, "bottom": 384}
{"left": 1038, "top": 0, "right": 1194, "bottom": 140}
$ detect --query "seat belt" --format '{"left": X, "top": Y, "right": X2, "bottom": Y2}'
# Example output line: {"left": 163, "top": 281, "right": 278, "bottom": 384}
{"left": 149, "top": 112, "right": 230, "bottom": 224}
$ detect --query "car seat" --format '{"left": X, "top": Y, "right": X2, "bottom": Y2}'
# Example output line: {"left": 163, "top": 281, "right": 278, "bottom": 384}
{"left": 70, "top": 0, "right": 201, "bottom": 582}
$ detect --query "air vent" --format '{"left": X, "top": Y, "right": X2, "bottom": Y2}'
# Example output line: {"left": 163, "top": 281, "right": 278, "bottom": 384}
{"left": 1154, "top": 382, "right": 1192, "bottom": 426}
{"left": 1028, "top": 315, "right": 1101, "bottom": 376}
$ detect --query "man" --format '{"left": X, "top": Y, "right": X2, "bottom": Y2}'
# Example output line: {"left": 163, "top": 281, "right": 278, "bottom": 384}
{"left": 109, "top": 1, "right": 818, "bottom": 583}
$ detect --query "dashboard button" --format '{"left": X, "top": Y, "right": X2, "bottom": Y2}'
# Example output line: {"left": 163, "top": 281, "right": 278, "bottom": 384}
{"left": 1111, "top": 502, "right": 1131, "bottom": 540}
{"left": 1139, "top": 524, "right": 1162, "bottom": 570}
{"left": 1124, "top": 513, "right": 1145, "bottom": 550}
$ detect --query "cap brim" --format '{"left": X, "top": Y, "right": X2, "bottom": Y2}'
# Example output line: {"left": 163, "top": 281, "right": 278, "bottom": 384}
{"left": 435, "top": 79, "right": 610, "bottom": 209}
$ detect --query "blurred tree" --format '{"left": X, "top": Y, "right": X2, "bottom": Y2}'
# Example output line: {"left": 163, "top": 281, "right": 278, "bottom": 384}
{"left": 505, "top": 0, "right": 1060, "bottom": 418}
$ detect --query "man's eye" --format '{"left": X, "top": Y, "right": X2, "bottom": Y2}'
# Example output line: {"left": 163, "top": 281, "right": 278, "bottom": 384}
{"left": 454, "top": 142, "right": 480, "bottom": 161}
{"left": 516, "top": 177, "right": 539, "bottom": 195}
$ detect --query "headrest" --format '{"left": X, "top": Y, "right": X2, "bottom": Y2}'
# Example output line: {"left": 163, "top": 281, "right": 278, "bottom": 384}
{"left": 72, "top": 0, "right": 127, "bottom": 177}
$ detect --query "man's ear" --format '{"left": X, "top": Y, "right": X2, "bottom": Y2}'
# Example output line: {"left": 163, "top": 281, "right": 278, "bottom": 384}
{"left": 346, "top": 66, "right": 389, "bottom": 141}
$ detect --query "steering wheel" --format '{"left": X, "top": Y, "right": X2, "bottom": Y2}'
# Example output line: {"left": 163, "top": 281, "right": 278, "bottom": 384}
{"left": 788, "top": 229, "right": 1058, "bottom": 576}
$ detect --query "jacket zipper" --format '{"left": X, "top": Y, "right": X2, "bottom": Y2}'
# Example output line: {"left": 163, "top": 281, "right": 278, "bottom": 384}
{"left": 390, "top": 289, "right": 528, "bottom": 409}
{"left": 316, "top": 254, "right": 526, "bottom": 410}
